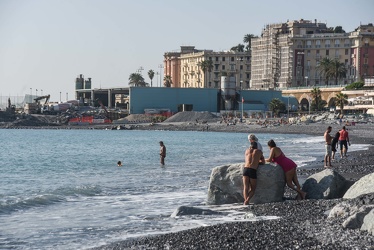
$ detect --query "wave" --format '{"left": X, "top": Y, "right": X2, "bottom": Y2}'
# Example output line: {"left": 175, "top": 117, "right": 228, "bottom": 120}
{"left": 0, "top": 185, "right": 102, "bottom": 214}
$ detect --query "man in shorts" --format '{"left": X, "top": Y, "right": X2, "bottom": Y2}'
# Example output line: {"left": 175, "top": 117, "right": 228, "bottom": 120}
{"left": 159, "top": 141, "right": 166, "bottom": 165}
{"left": 324, "top": 126, "right": 333, "bottom": 168}
{"left": 339, "top": 126, "right": 350, "bottom": 158}
{"left": 243, "top": 141, "right": 264, "bottom": 205}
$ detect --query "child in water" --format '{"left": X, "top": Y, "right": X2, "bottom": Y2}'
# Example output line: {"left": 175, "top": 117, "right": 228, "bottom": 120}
{"left": 117, "top": 161, "right": 122, "bottom": 166}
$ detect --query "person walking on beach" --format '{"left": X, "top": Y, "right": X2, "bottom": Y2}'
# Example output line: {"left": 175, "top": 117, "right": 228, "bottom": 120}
{"left": 324, "top": 126, "right": 333, "bottom": 168}
{"left": 339, "top": 126, "right": 350, "bottom": 158}
{"left": 331, "top": 131, "right": 340, "bottom": 160}
{"left": 248, "top": 134, "right": 263, "bottom": 151}
{"left": 159, "top": 141, "right": 166, "bottom": 165}
{"left": 265, "top": 139, "right": 306, "bottom": 200}
{"left": 243, "top": 141, "right": 264, "bottom": 205}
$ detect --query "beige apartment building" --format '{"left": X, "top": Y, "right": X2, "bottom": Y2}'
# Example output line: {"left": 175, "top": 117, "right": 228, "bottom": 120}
{"left": 251, "top": 19, "right": 373, "bottom": 89}
{"left": 164, "top": 46, "right": 251, "bottom": 90}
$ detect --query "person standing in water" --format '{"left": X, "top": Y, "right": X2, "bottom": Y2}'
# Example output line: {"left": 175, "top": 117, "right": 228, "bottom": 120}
{"left": 159, "top": 141, "right": 166, "bottom": 165}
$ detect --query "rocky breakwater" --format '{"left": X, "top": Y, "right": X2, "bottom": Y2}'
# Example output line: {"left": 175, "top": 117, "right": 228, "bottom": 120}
{"left": 207, "top": 163, "right": 285, "bottom": 205}
{"left": 328, "top": 172, "right": 374, "bottom": 236}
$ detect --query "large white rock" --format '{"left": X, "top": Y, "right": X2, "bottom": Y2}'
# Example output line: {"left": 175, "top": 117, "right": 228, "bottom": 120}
{"left": 302, "top": 169, "right": 352, "bottom": 199}
{"left": 207, "top": 163, "right": 285, "bottom": 205}
{"left": 343, "top": 172, "right": 374, "bottom": 199}
{"left": 361, "top": 208, "right": 374, "bottom": 235}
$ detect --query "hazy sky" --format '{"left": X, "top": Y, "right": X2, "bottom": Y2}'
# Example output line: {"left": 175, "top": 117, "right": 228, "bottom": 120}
{"left": 0, "top": 0, "right": 373, "bottom": 102}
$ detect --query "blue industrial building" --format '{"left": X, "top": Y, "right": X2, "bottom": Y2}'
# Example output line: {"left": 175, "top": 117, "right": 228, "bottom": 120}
{"left": 129, "top": 87, "right": 298, "bottom": 115}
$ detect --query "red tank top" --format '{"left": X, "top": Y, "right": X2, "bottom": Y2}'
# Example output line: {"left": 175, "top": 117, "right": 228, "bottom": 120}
{"left": 339, "top": 130, "right": 348, "bottom": 140}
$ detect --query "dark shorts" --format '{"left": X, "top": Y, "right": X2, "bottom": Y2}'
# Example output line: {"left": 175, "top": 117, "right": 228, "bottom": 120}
{"left": 339, "top": 140, "right": 348, "bottom": 150}
{"left": 243, "top": 167, "right": 257, "bottom": 179}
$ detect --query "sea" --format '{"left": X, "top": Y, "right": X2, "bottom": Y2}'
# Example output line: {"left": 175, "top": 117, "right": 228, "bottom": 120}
{"left": 0, "top": 129, "right": 369, "bottom": 249}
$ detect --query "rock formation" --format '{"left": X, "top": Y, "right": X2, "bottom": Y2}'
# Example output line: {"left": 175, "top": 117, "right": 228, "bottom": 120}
{"left": 207, "top": 163, "right": 285, "bottom": 205}
{"left": 302, "top": 169, "right": 353, "bottom": 199}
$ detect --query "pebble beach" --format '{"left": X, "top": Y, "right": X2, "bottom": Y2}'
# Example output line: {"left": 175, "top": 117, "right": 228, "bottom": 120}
{"left": 1, "top": 112, "right": 373, "bottom": 249}
{"left": 91, "top": 121, "right": 374, "bottom": 250}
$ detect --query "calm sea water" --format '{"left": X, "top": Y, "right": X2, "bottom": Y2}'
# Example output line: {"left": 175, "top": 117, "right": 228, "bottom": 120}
{"left": 0, "top": 129, "right": 368, "bottom": 249}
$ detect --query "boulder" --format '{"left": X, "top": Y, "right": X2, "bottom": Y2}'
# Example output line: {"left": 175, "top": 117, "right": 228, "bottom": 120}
{"left": 361, "top": 208, "right": 374, "bottom": 235}
{"left": 343, "top": 172, "right": 374, "bottom": 199}
{"left": 302, "top": 169, "right": 353, "bottom": 199}
{"left": 207, "top": 163, "right": 285, "bottom": 205}
{"left": 328, "top": 193, "right": 374, "bottom": 235}
{"left": 171, "top": 206, "right": 223, "bottom": 217}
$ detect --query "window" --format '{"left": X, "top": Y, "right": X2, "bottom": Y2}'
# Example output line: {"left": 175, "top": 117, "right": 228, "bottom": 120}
{"left": 345, "top": 49, "right": 348, "bottom": 55}
{"left": 222, "top": 65, "right": 225, "bottom": 70}
{"left": 326, "top": 50, "right": 329, "bottom": 56}
{"left": 215, "top": 57, "right": 219, "bottom": 61}
{"left": 215, "top": 65, "right": 219, "bottom": 70}
{"left": 307, "top": 50, "right": 311, "bottom": 56}
{"left": 246, "top": 73, "right": 250, "bottom": 78}
{"left": 222, "top": 57, "right": 225, "bottom": 61}
{"left": 240, "top": 65, "right": 243, "bottom": 70}
{"left": 334, "top": 39, "right": 340, "bottom": 47}
{"left": 325, "top": 40, "right": 330, "bottom": 48}
{"left": 231, "top": 57, "right": 234, "bottom": 62}
{"left": 230, "top": 64, "right": 235, "bottom": 70}
{"left": 316, "top": 40, "right": 321, "bottom": 48}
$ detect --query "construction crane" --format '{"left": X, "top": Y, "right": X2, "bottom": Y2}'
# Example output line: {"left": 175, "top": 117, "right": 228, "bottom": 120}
{"left": 34, "top": 95, "right": 50, "bottom": 114}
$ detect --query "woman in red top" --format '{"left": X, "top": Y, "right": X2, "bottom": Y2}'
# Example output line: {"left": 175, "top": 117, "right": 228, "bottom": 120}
{"left": 339, "top": 126, "right": 350, "bottom": 158}
{"left": 266, "top": 139, "right": 306, "bottom": 200}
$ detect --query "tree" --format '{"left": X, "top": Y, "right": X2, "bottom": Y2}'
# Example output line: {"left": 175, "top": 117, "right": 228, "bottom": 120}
{"left": 163, "top": 75, "right": 172, "bottom": 87}
{"left": 198, "top": 59, "right": 214, "bottom": 88}
{"left": 335, "top": 92, "right": 348, "bottom": 116}
{"left": 345, "top": 81, "right": 364, "bottom": 90}
{"left": 334, "top": 26, "right": 345, "bottom": 33}
{"left": 317, "top": 57, "right": 333, "bottom": 85}
{"left": 148, "top": 70, "right": 155, "bottom": 87}
{"left": 230, "top": 44, "right": 245, "bottom": 52}
{"left": 330, "top": 59, "right": 347, "bottom": 85}
{"left": 243, "top": 34, "right": 257, "bottom": 51}
{"left": 269, "top": 98, "right": 286, "bottom": 116}
{"left": 128, "top": 73, "right": 147, "bottom": 87}
{"left": 310, "top": 87, "right": 322, "bottom": 111}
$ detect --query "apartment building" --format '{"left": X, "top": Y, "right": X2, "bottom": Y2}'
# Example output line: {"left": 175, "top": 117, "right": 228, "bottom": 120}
{"left": 164, "top": 46, "right": 251, "bottom": 90}
{"left": 251, "top": 19, "right": 374, "bottom": 89}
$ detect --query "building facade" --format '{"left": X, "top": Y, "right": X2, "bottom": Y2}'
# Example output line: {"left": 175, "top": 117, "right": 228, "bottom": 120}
{"left": 251, "top": 19, "right": 374, "bottom": 89}
{"left": 164, "top": 46, "right": 251, "bottom": 90}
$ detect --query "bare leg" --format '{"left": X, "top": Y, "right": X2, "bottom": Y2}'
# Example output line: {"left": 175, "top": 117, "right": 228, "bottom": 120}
{"left": 292, "top": 170, "right": 306, "bottom": 199}
{"left": 243, "top": 176, "right": 250, "bottom": 205}
{"left": 247, "top": 178, "right": 257, "bottom": 203}
{"left": 286, "top": 169, "right": 306, "bottom": 199}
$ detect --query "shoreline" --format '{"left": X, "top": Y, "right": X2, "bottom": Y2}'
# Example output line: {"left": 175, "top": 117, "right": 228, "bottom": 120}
{"left": 3, "top": 121, "right": 374, "bottom": 249}
{"left": 89, "top": 122, "right": 374, "bottom": 249}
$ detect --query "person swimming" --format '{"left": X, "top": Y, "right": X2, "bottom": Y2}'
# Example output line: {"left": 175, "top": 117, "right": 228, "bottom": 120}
{"left": 117, "top": 161, "right": 122, "bottom": 166}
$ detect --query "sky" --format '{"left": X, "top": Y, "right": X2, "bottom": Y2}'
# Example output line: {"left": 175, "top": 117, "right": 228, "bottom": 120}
{"left": 0, "top": 0, "right": 373, "bottom": 102}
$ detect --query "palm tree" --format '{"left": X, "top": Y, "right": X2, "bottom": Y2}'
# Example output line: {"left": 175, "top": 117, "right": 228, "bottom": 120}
{"left": 243, "top": 34, "right": 257, "bottom": 51}
{"left": 317, "top": 57, "right": 333, "bottom": 86}
{"left": 269, "top": 98, "right": 286, "bottom": 116}
{"left": 335, "top": 92, "right": 348, "bottom": 116}
{"left": 198, "top": 60, "right": 213, "bottom": 88}
{"left": 330, "top": 59, "right": 347, "bottom": 85}
{"left": 310, "top": 87, "right": 321, "bottom": 111}
{"left": 163, "top": 75, "right": 172, "bottom": 87}
{"left": 128, "top": 73, "right": 146, "bottom": 87}
{"left": 148, "top": 70, "right": 155, "bottom": 87}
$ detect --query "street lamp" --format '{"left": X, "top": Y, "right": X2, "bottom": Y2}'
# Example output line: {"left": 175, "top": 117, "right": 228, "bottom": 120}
{"left": 305, "top": 76, "right": 308, "bottom": 87}
{"left": 287, "top": 96, "right": 290, "bottom": 121}
{"left": 36, "top": 89, "right": 38, "bottom": 97}
{"left": 240, "top": 80, "right": 244, "bottom": 122}
{"left": 156, "top": 72, "right": 159, "bottom": 87}
{"left": 158, "top": 64, "right": 164, "bottom": 87}
{"left": 41, "top": 89, "right": 43, "bottom": 96}
{"left": 59, "top": 92, "right": 61, "bottom": 103}
{"left": 30, "top": 88, "right": 32, "bottom": 102}
{"left": 66, "top": 92, "right": 68, "bottom": 101}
